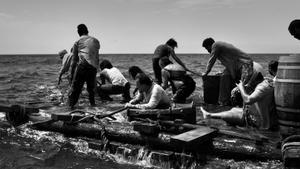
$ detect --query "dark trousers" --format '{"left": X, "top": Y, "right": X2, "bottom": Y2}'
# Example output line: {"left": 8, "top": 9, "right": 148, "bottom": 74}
{"left": 152, "top": 57, "right": 162, "bottom": 85}
{"left": 173, "top": 75, "right": 196, "bottom": 103}
{"left": 68, "top": 62, "right": 97, "bottom": 107}
{"left": 97, "top": 82, "right": 131, "bottom": 101}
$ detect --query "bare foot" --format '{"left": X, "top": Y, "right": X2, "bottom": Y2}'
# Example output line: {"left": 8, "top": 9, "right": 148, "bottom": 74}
{"left": 200, "top": 107, "right": 211, "bottom": 119}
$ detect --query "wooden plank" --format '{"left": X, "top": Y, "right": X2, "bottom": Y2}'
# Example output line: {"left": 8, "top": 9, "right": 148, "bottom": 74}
{"left": 171, "top": 127, "right": 217, "bottom": 149}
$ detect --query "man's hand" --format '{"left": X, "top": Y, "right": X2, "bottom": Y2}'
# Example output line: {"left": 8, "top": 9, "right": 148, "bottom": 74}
{"left": 125, "top": 103, "right": 135, "bottom": 108}
{"left": 202, "top": 72, "right": 208, "bottom": 77}
{"left": 58, "top": 77, "right": 62, "bottom": 85}
{"left": 236, "top": 80, "right": 244, "bottom": 91}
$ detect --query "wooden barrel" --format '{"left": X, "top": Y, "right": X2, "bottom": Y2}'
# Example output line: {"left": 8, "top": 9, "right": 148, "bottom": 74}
{"left": 281, "top": 135, "right": 300, "bottom": 168}
{"left": 275, "top": 55, "right": 300, "bottom": 137}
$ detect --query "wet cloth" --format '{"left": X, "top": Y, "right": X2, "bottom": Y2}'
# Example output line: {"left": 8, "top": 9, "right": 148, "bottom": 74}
{"left": 129, "top": 83, "right": 171, "bottom": 109}
{"left": 242, "top": 79, "right": 277, "bottom": 129}
{"left": 73, "top": 35, "right": 100, "bottom": 69}
{"left": 59, "top": 53, "right": 73, "bottom": 76}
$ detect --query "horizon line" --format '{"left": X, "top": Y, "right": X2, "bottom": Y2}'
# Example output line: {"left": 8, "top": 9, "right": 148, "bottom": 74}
{"left": 0, "top": 52, "right": 296, "bottom": 55}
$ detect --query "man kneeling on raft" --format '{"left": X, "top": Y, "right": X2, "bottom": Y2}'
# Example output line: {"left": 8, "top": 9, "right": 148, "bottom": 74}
{"left": 160, "top": 57, "right": 196, "bottom": 103}
{"left": 125, "top": 74, "right": 171, "bottom": 109}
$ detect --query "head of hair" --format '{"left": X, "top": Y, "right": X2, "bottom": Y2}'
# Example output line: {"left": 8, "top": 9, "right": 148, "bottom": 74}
{"left": 159, "top": 57, "right": 172, "bottom": 68}
{"left": 100, "top": 60, "right": 113, "bottom": 70}
{"left": 268, "top": 60, "right": 278, "bottom": 76}
{"left": 166, "top": 38, "right": 178, "bottom": 48}
{"left": 137, "top": 73, "right": 152, "bottom": 86}
{"left": 77, "top": 24, "right": 89, "bottom": 36}
{"left": 58, "top": 49, "right": 67, "bottom": 59}
{"left": 128, "top": 66, "right": 144, "bottom": 80}
{"left": 288, "top": 20, "right": 300, "bottom": 38}
{"left": 202, "top": 37, "right": 215, "bottom": 48}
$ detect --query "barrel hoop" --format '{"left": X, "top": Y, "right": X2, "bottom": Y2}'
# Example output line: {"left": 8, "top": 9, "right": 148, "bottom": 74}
{"left": 278, "top": 120, "right": 300, "bottom": 127}
{"left": 277, "top": 107, "right": 300, "bottom": 113}
{"left": 276, "top": 79, "right": 300, "bottom": 83}
{"left": 282, "top": 142, "right": 300, "bottom": 151}
{"left": 278, "top": 65, "right": 300, "bottom": 69}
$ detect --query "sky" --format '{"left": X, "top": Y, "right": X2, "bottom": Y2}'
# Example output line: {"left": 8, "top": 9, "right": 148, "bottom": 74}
{"left": 0, "top": 0, "right": 299, "bottom": 54}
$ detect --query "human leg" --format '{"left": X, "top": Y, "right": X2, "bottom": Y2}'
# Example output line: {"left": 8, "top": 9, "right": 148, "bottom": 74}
{"left": 173, "top": 76, "right": 195, "bottom": 103}
{"left": 152, "top": 58, "right": 162, "bottom": 85}
{"left": 122, "top": 82, "right": 131, "bottom": 102}
{"left": 85, "top": 65, "right": 97, "bottom": 106}
{"left": 200, "top": 107, "right": 245, "bottom": 126}
{"left": 68, "top": 65, "right": 85, "bottom": 108}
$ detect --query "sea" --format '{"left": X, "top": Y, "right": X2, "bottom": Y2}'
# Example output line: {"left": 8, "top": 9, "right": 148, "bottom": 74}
{"left": 0, "top": 53, "right": 288, "bottom": 169}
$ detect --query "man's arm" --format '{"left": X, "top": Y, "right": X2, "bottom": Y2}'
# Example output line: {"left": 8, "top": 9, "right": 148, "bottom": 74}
{"left": 203, "top": 50, "right": 218, "bottom": 76}
{"left": 127, "top": 91, "right": 143, "bottom": 105}
{"left": 131, "top": 86, "right": 162, "bottom": 109}
{"left": 237, "top": 80, "right": 266, "bottom": 105}
{"left": 70, "top": 43, "right": 79, "bottom": 83}
{"left": 169, "top": 49, "right": 188, "bottom": 71}
{"left": 99, "top": 71, "right": 107, "bottom": 84}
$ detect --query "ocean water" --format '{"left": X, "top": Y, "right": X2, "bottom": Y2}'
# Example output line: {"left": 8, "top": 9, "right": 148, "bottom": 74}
{"left": 0, "top": 53, "right": 285, "bottom": 169}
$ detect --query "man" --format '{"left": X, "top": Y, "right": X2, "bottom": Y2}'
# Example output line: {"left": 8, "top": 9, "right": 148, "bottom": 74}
{"left": 288, "top": 19, "right": 300, "bottom": 40}
{"left": 202, "top": 37, "right": 254, "bottom": 106}
{"left": 97, "top": 59, "right": 131, "bottom": 102}
{"left": 125, "top": 74, "right": 171, "bottom": 109}
{"left": 152, "top": 38, "right": 188, "bottom": 85}
{"left": 231, "top": 61, "right": 266, "bottom": 107}
{"left": 201, "top": 60, "right": 278, "bottom": 130}
{"left": 69, "top": 24, "right": 100, "bottom": 109}
{"left": 160, "top": 57, "right": 196, "bottom": 103}
{"left": 57, "top": 48, "right": 73, "bottom": 85}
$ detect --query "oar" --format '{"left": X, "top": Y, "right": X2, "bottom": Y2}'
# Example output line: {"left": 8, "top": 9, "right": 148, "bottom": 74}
{"left": 94, "top": 107, "right": 127, "bottom": 121}
{"left": 186, "top": 69, "right": 203, "bottom": 77}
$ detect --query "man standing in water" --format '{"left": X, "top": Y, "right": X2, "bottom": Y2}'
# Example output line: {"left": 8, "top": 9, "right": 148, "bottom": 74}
{"left": 152, "top": 38, "right": 188, "bottom": 85}
{"left": 69, "top": 24, "right": 100, "bottom": 109}
{"left": 201, "top": 37, "right": 254, "bottom": 106}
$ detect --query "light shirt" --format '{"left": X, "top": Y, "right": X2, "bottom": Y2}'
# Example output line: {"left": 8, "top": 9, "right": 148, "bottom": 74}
{"left": 247, "top": 79, "right": 276, "bottom": 129}
{"left": 130, "top": 83, "right": 171, "bottom": 109}
{"left": 59, "top": 53, "right": 73, "bottom": 76}
{"left": 162, "top": 64, "right": 186, "bottom": 88}
{"left": 206, "top": 41, "right": 252, "bottom": 80}
{"left": 100, "top": 67, "right": 128, "bottom": 86}
{"left": 73, "top": 35, "right": 100, "bottom": 69}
